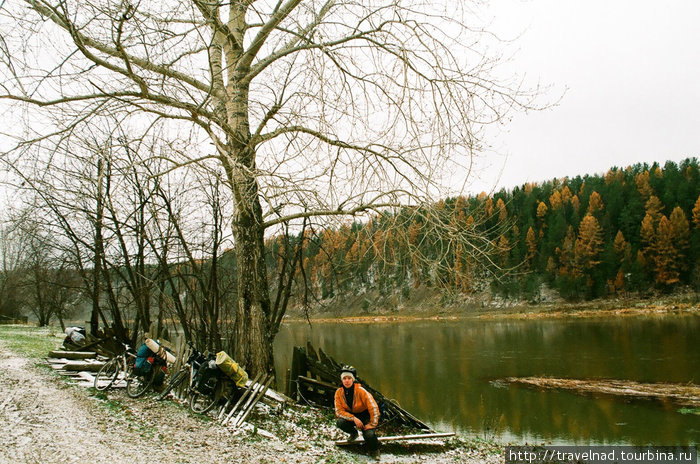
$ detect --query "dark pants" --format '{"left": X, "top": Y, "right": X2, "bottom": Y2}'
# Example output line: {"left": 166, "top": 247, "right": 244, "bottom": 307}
{"left": 336, "top": 410, "right": 379, "bottom": 450}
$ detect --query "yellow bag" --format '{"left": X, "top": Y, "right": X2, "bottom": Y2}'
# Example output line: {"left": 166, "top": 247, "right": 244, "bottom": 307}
{"left": 215, "top": 351, "right": 248, "bottom": 387}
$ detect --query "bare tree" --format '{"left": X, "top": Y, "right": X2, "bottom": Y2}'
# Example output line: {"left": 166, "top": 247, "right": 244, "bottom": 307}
{"left": 0, "top": 0, "right": 540, "bottom": 375}
{"left": 0, "top": 217, "right": 28, "bottom": 321}
{"left": 5, "top": 209, "right": 79, "bottom": 327}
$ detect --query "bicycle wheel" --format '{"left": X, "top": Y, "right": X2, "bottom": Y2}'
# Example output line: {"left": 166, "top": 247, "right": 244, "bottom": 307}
{"left": 157, "top": 368, "right": 188, "bottom": 401}
{"left": 94, "top": 357, "right": 120, "bottom": 391}
{"left": 189, "top": 379, "right": 224, "bottom": 414}
{"left": 126, "top": 368, "right": 156, "bottom": 398}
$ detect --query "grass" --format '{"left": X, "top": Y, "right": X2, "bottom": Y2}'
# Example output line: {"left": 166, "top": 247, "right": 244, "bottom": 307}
{"left": 0, "top": 324, "right": 62, "bottom": 360}
{"left": 89, "top": 389, "right": 126, "bottom": 415}
{"left": 0, "top": 324, "right": 150, "bottom": 432}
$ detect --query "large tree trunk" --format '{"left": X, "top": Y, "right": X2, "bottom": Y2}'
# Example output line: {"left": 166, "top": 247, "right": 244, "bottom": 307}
{"left": 224, "top": 121, "right": 273, "bottom": 375}
{"left": 224, "top": 42, "right": 274, "bottom": 375}
{"left": 232, "top": 198, "right": 273, "bottom": 377}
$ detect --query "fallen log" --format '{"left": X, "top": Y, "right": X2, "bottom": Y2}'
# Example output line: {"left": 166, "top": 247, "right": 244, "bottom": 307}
{"left": 502, "top": 377, "right": 700, "bottom": 407}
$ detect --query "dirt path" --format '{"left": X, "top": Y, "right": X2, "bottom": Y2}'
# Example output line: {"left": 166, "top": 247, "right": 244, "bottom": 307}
{"left": 1, "top": 343, "right": 146, "bottom": 463}
{"left": 0, "top": 341, "right": 309, "bottom": 464}
{"left": 0, "top": 340, "right": 502, "bottom": 463}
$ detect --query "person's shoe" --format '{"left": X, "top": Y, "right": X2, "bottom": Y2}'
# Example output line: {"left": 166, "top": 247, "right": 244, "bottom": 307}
{"left": 370, "top": 448, "right": 381, "bottom": 461}
{"left": 347, "top": 430, "right": 359, "bottom": 442}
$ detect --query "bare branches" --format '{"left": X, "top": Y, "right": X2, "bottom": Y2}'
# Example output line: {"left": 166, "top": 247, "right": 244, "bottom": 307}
{"left": 0, "top": 0, "right": 546, "bottom": 373}
{"left": 263, "top": 200, "right": 396, "bottom": 229}
{"left": 2, "top": 0, "right": 543, "bottom": 220}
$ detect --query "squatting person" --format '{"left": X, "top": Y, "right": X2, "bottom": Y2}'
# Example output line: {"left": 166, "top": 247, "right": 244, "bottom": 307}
{"left": 334, "top": 365, "right": 380, "bottom": 453}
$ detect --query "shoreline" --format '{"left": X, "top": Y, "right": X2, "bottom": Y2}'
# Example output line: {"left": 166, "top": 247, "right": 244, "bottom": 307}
{"left": 0, "top": 325, "right": 505, "bottom": 464}
{"left": 284, "top": 300, "right": 700, "bottom": 324}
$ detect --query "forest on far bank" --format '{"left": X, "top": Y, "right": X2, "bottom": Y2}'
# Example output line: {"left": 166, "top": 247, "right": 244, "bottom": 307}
{"left": 271, "top": 158, "right": 700, "bottom": 308}
{"left": 2, "top": 159, "right": 698, "bottom": 337}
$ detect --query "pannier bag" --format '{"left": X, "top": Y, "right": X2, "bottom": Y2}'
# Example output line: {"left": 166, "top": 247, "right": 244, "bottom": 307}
{"left": 133, "top": 343, "right": 167, "bottom": 385}
{"left": 196, "top": 359, "right": 220, "bottom": 394}
{"left": 215, "top": 351, "right": 248, "bottom": 387}
{"left": 64, "top": 327, "right": 86, "bottom": 345}
{"left": 134, "top": 343, "right": 155, "bottom": 376}
{"left": 144, "top": 338, "right": 176, "bottom": 364}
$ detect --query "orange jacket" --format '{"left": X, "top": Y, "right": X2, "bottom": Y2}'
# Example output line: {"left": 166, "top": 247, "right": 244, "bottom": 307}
{"left": 334, "top": 383, "right": 380, "bottom": 429}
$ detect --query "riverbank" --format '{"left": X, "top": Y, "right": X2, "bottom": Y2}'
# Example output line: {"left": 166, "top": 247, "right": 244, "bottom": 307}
{"left": 0, "top": 325, "right": 504, "bottom": 464}
{"left": 284, "top": 289, "right": 700, "bottom": 324}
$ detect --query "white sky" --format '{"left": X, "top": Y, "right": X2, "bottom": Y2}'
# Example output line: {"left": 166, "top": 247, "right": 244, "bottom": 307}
{"left": 3, "top": 1, "right": 699, "bottom": 202}
{"left": 467, "top": 0, "right": 700, "bottom": 194}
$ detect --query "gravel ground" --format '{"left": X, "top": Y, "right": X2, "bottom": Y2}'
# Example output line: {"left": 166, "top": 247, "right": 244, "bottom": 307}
{"left": 0, "top": 337, "right": 504, "bottom": 464}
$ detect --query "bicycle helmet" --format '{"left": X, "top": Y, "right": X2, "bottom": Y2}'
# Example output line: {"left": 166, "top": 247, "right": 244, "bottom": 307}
{"left": 340, "top": 365, "right": 357, "bottom": 381}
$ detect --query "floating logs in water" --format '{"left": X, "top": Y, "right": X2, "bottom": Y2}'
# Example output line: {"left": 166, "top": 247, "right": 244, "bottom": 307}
{"left": 502, "top": 377, "right": 700, "bottom": 407}
{"left": 285, "top": 342, "right": 433, "bottom": 432}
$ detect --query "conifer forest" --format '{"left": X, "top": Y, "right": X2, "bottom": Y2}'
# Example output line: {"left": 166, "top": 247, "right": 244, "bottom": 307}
{"left": 273, "top": 158, "right": 700, "bottom": 305}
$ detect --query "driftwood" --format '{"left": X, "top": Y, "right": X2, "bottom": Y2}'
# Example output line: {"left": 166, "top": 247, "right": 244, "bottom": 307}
{"left": 288, "top": 342, "right": 433, "bottom": 432}
{"left": 503, "top": 377, "right": 700, "bottom": 407}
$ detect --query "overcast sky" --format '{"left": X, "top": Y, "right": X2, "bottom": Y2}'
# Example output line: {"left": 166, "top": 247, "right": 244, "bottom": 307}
{"left": 466, "top": 0, "right": 700, "bottom": 194}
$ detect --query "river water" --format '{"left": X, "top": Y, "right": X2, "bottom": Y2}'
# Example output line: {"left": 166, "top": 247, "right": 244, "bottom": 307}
{"left": 273, "top": 314, "right": 700, "bottom": 445}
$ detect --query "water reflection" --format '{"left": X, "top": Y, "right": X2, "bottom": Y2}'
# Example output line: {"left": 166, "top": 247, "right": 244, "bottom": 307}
{"left": 273, "top": 315, "right": 700, "bottom": 445}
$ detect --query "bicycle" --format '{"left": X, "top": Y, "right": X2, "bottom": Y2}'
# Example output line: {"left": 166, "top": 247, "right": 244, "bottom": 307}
{"left": 156, "top": 341, "right": 205, "bottom": 401}
{"left": 189, "top": 356, "right": 242, "bottom": 414}
{"left": 93, "top": 342, "right": 136, "bottom": 391}
{"left": 126, "top": 350, "right": 168, "bottom": 398}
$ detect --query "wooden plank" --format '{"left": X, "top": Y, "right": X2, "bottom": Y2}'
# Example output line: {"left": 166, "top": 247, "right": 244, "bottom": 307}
{"left": 232, "top": 374, "right": 270, "bottom": 426}
{"left": 284, "top": 368, "right": 292, "bottom": 399}
{"left": 233, "top": 375, "right": 274, "bottom": 429}
{"left": 49, "top": 350, "right": 97, "bottom": 360}
{"left": 46, "top": 358, "right": 69, "bottom": 365}
{"left": 219, "top": 373, "right": 261, "bottom": 423}
{"left": 335, "top": 432, "right": 455, "bottom": 446}
{"left": 306, "top": 341, "right": 318, "bottom": 363}
{"left": 222, "top": 373, "right": 263, "bottom": 426}
{"left": 304, "top": 356, "right": 338, "bottom": 382}
{"left": 298, "top": 375, "right": 336, "bottom": 390}
{"left": 261, "top": 385, "right": 292, "bottom": 404}
{"left": 318, "top": 347, "right": 341, "bottom": 370}
{"left": 289, "top": 346, "right": 306, "bottom": 400}
{"left": 171, "top": 335, "right": 185, "bottom": 373}
{"left": 297, "top": 343, "right": 433, "bottom": 432}
{"left": 74, "top": 337, "right": 108, "bottom": 352}
{"left": 63, "top": 361, "right": 105, "bottom": 372}
{"left": 77, "top": 372, "right": 96, "bottom": 382}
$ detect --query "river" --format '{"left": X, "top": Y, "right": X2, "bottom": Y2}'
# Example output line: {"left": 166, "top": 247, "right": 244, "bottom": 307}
{"left": 273, "top": 314, "right": 700, "bottom": 445}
